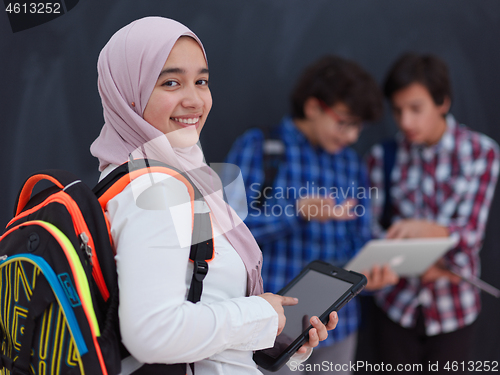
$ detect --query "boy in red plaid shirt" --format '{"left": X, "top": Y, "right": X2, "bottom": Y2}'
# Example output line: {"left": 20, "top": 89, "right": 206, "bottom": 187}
{"left": 366, "top": 53, "right": 499, "bottom": 373}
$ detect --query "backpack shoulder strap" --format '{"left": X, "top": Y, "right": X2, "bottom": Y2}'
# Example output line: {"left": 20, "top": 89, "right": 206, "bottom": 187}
{"left": 93, "top": 159, "right": 198, "bottom": 210}
{"left": 93, "top": 159, "right": 213, "bottom": 303}
{"left": 380, "top": 139, "right": 397, "bottom": 230}
{"left": 256, "top": 127, "right": 285, "bottom": 206}
{"left": 13, "top": 170, "right": 81, "bottom": 216}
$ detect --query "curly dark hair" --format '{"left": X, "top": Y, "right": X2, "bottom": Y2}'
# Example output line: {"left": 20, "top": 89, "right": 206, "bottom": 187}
{"left": 383, "top": 52, "right": 452, "bottom": 105}
{"left": 290, "top": 55, "right": 383, "bottom": 122}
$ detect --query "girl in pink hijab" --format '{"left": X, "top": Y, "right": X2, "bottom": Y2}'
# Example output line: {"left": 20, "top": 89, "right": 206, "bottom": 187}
{"left": 91, "top": 16, "right": 337, "bottom": 374}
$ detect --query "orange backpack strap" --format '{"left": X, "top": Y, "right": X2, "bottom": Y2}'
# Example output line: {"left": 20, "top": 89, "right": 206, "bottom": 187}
{"left": 14, "top": 170, "right": 80, "bottom": 216}
{"left": 92, "top": 159, "right": 214, "bottom": 303}
{"left": 94, "top": 160, "right": 196, "bottom": 212}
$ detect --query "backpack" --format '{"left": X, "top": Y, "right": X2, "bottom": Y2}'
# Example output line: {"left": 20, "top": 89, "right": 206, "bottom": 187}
{"left": 0, "top": 158, "right": 213, "bottom": 375}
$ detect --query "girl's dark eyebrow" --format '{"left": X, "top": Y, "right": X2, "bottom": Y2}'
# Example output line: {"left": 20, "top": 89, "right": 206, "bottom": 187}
{"left": 158, "top": 67, "right": 209, "bottom": 78}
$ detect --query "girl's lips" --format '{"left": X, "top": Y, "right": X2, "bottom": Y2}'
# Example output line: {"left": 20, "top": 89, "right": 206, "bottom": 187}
{"left": 171, "top": 116, "right": 201, "bottom": 128}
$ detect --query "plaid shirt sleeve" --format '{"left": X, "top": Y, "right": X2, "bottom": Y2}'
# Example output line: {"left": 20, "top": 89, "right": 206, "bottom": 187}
{"left": 444, "top": 137, "right": 500, "bottom": 274}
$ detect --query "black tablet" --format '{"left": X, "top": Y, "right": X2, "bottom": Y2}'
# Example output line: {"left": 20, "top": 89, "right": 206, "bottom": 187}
{"left": 253, "top": 260, "right": 367, "bottom": 372}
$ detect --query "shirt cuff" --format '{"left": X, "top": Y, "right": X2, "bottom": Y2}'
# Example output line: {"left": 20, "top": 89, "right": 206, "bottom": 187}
{"left": 229, "top": 296, "right": 279, "bottom": 351}
{"left": 287, "top": 347, "right": 313, "bottom": 368}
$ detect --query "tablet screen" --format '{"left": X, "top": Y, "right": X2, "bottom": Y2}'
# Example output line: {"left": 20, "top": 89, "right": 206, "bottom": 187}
{"left": 263, "top": 269, "right": 353, "bottom": 358}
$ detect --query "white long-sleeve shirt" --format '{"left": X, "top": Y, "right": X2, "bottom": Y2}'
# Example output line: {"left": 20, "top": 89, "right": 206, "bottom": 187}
{"left": 102, "top": 167, "right": 279, "bottom": 374}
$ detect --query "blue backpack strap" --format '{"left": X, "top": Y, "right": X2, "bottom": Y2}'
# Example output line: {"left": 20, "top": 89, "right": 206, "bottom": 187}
{"left": 380, "top": 139, "right": 397, "bottom": 230}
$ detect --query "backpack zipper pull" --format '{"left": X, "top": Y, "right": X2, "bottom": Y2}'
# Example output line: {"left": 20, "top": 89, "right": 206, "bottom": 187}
{"left": 80, "top": 232, "right": 93, "bottom": 266}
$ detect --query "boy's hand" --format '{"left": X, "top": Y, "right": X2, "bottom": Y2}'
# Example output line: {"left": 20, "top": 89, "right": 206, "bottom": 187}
{"left": 297, "top": 197, "right": 357, "bottom": 222}
{"left": 362, "top": 264, "right": 399, "bottom": 291}
{"left": 386, "top": 219, "right": 449, "bottom": 239}
{"left": 421, "top": 259, "right": 462, "bottom": 284}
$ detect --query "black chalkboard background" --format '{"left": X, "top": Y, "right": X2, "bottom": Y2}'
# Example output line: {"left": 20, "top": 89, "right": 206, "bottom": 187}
{"left": 1, "top": 1, "right": 499, "bottom": 370}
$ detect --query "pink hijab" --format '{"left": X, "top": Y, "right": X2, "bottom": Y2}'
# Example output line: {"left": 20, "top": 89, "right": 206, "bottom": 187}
{"left": 90, "top": 16, "right": 263, "bottom": 296}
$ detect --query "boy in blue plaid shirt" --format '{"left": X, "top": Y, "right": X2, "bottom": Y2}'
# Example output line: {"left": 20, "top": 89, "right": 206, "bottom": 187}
{"left": 225, "top": 55, "right": 398, "bottom": 374}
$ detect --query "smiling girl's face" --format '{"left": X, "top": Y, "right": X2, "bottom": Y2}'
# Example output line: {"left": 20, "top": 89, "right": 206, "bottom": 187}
{"left": 143, "top": 36, "right": 212, "bottom": 148}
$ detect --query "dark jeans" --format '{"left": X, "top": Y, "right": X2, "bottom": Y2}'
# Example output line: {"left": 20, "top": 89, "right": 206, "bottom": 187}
{"left": 371, "top": 304, "right": 477, "bottom": 375}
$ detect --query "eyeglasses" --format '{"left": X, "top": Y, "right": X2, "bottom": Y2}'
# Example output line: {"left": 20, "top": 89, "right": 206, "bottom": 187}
{"left": 317, "top": 100, "right": 364, "bottom": 133}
